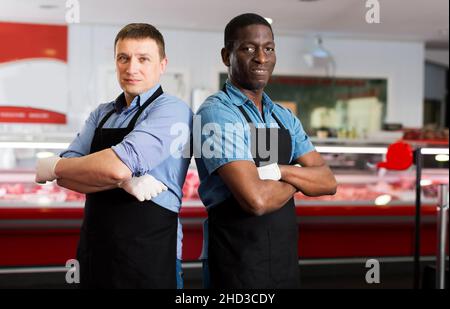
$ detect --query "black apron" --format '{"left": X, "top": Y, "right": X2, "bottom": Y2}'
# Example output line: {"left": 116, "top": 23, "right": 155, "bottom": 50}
{"left": 208, "top": 86, "right": 300, "bottom": 288}
{"left": 77, "top": 87, "right": 178, "bottom": 289}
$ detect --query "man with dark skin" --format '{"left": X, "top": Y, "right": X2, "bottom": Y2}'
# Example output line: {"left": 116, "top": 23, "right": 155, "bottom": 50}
{"left": 195, "top": 13, "right": 337, "bottom": 288}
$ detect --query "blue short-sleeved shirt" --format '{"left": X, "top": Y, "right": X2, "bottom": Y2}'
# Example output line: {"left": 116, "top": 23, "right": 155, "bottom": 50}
{"left": 60, "top": 84, "right": 193, "bottom": 260}
{"left": 194, "top": 80, "right": 315, "bottom": 210}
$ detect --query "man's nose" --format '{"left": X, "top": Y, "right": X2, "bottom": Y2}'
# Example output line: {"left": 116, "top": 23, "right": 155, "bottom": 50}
{"left": 126, "top": 57, "right": 139, "bottom": 74}
{"left": 254, "top": 48, "right": 267, "bottom": 63}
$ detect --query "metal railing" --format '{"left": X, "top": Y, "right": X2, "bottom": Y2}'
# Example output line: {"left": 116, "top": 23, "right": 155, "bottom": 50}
{"left": 436, "top": 184, "right": 449, "bottom": 289}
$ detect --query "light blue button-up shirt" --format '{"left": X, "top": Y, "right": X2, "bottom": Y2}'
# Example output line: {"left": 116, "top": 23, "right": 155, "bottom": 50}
{"left": 60, "top": 84, "right": 193, "bottom": 260}
{"left": 195, "top": 80, "right": 315, "bottom": 260}
{"left": 195, "top": 80, "right": 315, "bottom": 209}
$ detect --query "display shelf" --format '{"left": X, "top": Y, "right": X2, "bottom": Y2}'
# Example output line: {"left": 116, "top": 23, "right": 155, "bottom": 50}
{"left": 1, "top": 170, "right": 447, "bottom": 206}
{"left": 0, "top": 141, "right": 447, "bottom": 266}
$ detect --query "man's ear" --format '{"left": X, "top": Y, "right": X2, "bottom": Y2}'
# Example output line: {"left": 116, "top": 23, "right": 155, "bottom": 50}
{"left": 221, "top": 48, "right": 230, "bottom": 67}
{"left": 160, "top": 57, "right": 168, "bottom": 74}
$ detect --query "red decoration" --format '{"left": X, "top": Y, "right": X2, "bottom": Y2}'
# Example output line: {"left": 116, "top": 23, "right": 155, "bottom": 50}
{"left": 377, "top": 142, "right": 414, "bottom": 170}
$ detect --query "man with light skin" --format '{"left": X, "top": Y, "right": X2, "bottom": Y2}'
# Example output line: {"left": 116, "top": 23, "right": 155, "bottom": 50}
{"left": 35, "top": 23, "right": 192, "bottom": 289}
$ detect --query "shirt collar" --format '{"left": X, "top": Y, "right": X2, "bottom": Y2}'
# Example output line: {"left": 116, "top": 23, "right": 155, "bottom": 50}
{"left": 224, "top": 80, "right": 275, "bottom": 114}
{"left": 114, "top": 84, "right": 161, "bottom": 113}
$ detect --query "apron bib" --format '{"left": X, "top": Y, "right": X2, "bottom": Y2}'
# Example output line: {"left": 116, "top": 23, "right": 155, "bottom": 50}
{"left": 77, "top": 87, "right": 178, "bottom": 288}
{"left": 208, "top": 85, "right": 299, "bottom": 288}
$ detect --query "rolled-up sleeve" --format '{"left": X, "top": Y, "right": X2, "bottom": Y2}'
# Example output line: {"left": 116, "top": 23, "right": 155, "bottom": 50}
{"left": 195, "top": 103, "right": 253, "bottom": 175}
{"left": 289, "top": 110, "right": 315, "bottom": 161}
{"left": 112, "top": 98, "right": 193, "bottom": 176}
{"left": 60, "top": 106, "right": 102, "bottom": 158}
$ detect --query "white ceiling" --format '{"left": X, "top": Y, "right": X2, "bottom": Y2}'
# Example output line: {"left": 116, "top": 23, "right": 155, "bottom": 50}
{"left": 1, "top": 0, "right": 448, "bottom": 47}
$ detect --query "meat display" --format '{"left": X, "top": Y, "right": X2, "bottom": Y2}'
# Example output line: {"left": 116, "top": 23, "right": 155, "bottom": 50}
{"left": 182, "top": 169, "right": 200, "bottom": 200}
{"left": 0, "top": 169, "right": 446, "bottom": 204}
{"left": 0, "top": 182, "right": 85, "bottom": 203}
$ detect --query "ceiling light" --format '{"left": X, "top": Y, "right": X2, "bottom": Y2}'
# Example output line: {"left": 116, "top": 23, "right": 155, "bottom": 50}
{"left": 303, "top": 36, "right": 335, "bottom": 76}
{"left": 316, "top": 37, "right": 332, "bottom": 58}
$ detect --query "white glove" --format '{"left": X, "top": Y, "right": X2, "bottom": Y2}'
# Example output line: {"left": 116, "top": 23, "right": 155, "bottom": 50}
{"left": 257, "top": 163, "right": 281, "bottom": 181}
{"left": 119, "top": 174, "right": 168, "bottom": 202}
{"left": 35, "top": 156, "right": 61, "bottom": 184}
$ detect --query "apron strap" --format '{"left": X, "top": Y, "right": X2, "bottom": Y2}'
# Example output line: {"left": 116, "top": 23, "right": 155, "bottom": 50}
{"left": 97, "top": 109, "right": 116, "bottom": 129}
{"left": 95, "top": 86, "right": 164, "bottom": 130}
{"left": 127, "top": 86, "right": 164, "bottom": 129}
{"left": 223, "top": 83, "right": 288, "bottom": 131}
{"left": 271, "top": 111, "right": 288, "bottom": 131}
{"left": 237, "top": 105, "right": 254, "bottom": 124}
{"left": 221, "top": 84, "right": 228, "bottom": 94}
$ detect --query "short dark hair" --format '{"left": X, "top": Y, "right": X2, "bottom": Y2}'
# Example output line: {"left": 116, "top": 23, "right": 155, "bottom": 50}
{"left": 224, "top": 13, "right": 273, "bottom": 51}
{"left": 114, "top": 23, "right": 166, "bottom": 59}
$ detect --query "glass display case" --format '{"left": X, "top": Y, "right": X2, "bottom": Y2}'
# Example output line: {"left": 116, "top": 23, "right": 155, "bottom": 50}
{"left": 0, "top": 134, "right": 448, "bottom": 267}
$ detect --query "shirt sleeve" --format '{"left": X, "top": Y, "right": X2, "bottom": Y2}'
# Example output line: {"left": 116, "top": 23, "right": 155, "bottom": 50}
{"left": 112, "top": 98, "right": 193, "bottom": 176}
{"left": 59, "top": 105, "right": 103, "bottom": 158}
{"left": 195, "top": 101, "right": 254, "bottom": 175}
{"left": 287, "top": 109, "right": 316, "bottom": 161}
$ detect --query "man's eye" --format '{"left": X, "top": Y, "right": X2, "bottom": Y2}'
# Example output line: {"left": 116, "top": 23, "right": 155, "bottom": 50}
{"left": 140, "top": 58, "right": 149, "bottom": 62}
{"left": 266, "top": 47, "right": 275, "bottom": 53}
{"left": 244, "top": 47, "right": 255, "bottom": 53}
{"left": 118, "top": 56, "right": 128, "bottom": 63}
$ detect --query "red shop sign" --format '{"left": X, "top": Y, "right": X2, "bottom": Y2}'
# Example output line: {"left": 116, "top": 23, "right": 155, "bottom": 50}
{"left": 0, "top": 106, "right": 66, "bottom": 124}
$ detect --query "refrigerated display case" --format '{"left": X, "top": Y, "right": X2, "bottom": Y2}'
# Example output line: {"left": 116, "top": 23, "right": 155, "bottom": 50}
{"left": 0, "top": 136, "right": 448, "bottom": 268}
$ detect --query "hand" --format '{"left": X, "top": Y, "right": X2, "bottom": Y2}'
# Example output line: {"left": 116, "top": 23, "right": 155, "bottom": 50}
{"left": 35, "top": 156, "right": 61, "bottom": 184}
{"left": 119, "top": 174, "right": 168, "bottom": 202}
{"left": 256, "top": 163, "right": 281, "bottom": 181}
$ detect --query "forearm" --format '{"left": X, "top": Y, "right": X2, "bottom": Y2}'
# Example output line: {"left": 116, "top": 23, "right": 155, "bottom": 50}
{"left": 279, "top": 164, "right": 337, "bottom": 196}
{"left": 252, "top": 180, "right": 297, "bottom": 215}
{"left": 55, "top": 149, "right": 132, "bottom": 186}
{"left": 217, "top": 161, "right": 297, "bottom": 216}
{"left": 56, "top": 178, "right": 118, "bottom": 194}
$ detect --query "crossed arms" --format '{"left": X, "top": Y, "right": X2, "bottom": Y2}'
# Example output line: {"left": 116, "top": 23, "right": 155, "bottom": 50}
{"left": 55, "top": 149, "right": 132, "bottom": 193}
{"left": 217, "top": 151, "right": 337, "bottom": 216}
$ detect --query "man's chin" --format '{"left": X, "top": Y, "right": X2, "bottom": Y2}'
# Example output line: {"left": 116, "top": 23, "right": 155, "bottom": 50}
{"left": 245, "top": 81, "right": 268, "bottom": 92}
{"left": 122, "top": 86, "right": 143, "bottom": 97}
